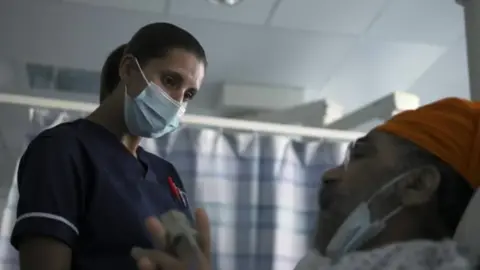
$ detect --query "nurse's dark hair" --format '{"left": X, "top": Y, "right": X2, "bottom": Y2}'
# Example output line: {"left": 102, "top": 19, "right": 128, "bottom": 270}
{"left": 126, "top": 22, "right": 207, "bottom": 69}
{"left": 390, "top": 133, "right": 474, "bottom": 235}
{"left": 100, "top": 44, "right": 127, "bottom": 102}
{"left": 99, "top": 22, "right": 207, "bottom": 102}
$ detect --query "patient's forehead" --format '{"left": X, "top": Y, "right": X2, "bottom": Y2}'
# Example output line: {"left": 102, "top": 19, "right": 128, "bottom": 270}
{"left": 355, "top": 131, "right": 403, "bottom": 164}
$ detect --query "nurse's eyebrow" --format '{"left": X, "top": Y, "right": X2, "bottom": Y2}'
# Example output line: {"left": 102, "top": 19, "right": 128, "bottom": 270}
{"left": 166, "top": 70, "right": 201, "bottom": 93}
{"left": 165, "top": 67, "right": 199, "bottom": 82}
{"left": 162, "top": 70, "right": 184, "bottom": 80}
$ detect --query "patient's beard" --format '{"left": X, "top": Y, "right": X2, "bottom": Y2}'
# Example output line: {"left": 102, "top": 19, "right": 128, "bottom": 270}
{"left": 314, "top": 211, "right": 345, "bottom": 254}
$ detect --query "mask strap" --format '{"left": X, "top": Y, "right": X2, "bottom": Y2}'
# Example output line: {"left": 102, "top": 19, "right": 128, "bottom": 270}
{"left": 366, "top": 171, "right": 411, "bottom": 205}
{"left": 132, "top": 57, "right": 187, "bottom": 111}
{"left": 366, "top": 172, "right": 411, "bottom": 226}
{"left": 380, "top": 206, "right": 402, "bottom": 223}
{"left": 134, "top": 58, "right": 150, "bottom": 84}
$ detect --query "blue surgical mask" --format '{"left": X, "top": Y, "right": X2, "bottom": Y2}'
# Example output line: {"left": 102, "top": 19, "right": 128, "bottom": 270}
{"left": 325, "top": 172, "right": 408, "bottom": 259}
{"left": 124, "top": 59, "right": 186, "bottom": 138}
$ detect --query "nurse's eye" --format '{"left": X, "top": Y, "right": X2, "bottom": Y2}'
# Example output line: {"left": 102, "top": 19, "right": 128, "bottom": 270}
{"left": 162, "top": 74, "right": 182, "bottom": 90}
{"left": 183, "top": 89, "right": 197, "bottom": 101}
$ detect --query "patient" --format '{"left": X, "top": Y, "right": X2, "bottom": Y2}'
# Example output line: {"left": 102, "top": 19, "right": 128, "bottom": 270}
{"left": 298, "top": 97, "right": 480, "bottom": 269}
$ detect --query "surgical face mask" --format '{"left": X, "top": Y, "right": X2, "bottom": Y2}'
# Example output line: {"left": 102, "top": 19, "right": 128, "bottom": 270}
{"left": 124, "top": 58, "right": 186, "bottom": 138}
{"left": 325, "top": 172, "right": 408, "bottom": 259}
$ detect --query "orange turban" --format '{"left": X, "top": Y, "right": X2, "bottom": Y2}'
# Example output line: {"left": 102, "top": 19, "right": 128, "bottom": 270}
{"left": 375, "top": 97, "right": 480, "bottom": 188}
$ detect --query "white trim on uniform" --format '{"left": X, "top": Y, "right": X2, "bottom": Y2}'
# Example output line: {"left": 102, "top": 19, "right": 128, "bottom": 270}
{"left": 16, "top": 212, "right": 79, "bottom": 235}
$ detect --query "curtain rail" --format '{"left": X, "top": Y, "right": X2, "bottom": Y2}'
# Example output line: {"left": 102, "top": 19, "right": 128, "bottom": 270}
{"left": 0, "top": 93, "right": 364, "bottom": 141}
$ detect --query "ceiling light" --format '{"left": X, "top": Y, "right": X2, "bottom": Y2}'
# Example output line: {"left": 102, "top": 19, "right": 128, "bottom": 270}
{"left": 207, "top": 0, "right": 244, "bottom": 6}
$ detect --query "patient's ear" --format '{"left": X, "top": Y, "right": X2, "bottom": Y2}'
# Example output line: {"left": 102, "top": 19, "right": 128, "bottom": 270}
{"left": 397, "top": 166, "right": 440, "bottom": 206}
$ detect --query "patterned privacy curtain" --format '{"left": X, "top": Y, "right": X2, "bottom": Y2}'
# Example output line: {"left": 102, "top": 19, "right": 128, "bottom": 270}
{"left": 0, "top": 108, "right": 349, "bottom": 270}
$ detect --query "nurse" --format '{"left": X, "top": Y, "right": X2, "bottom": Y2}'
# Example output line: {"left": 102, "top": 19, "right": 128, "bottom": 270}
{"left": 11, "top": 22, "right": 207, "bottom": 270}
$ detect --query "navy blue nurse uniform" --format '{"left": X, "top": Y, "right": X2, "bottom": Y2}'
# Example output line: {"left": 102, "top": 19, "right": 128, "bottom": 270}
{"left": 10, "top": 119, "right": 192, "bottom": 270}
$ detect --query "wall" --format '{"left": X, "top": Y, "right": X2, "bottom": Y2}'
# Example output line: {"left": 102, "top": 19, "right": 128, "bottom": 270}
{"left": 0, "top": 0, "right": 225, "bottom": 117}
{"left": 0, "top": 104, "right": 30, "bottom": 206}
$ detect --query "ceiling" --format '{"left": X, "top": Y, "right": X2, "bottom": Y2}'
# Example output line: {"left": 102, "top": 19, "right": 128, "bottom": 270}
{"left": 0, "top": 0, "right": 469, "bottom": 115}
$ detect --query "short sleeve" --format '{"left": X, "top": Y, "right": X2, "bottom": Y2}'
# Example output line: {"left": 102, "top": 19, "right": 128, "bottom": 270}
{"left": 10, "top": 135, "right": 85, "bottom": 249}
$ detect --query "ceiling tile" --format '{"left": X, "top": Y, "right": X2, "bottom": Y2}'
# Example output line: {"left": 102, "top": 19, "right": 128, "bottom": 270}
{"left": 169, "top": 0, "right": 277, "bottom": 25}
{"left": 366, "top": 0, "right": 464, "bottom": 45}
{"left": 318, "top": 40, "right": 447, "bottom": 112}
{"left": 408, "top": 38, "right": 469, "bottom": 104}
{"left": 198, "top": 27, "right": 356, "bottom": 89}
{"left": 270, "top": 0, "right": 388, "bottom": 35}
{"left": 63, "top": 0, "right": 167, "bottom": 13}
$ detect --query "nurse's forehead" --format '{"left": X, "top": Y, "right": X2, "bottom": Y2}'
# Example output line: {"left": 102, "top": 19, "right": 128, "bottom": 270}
{"left": 144, "top": 53, "right": 204, "bottom": 81}
{"left": 146, "top": 49, "right": 203, "bottom": 68}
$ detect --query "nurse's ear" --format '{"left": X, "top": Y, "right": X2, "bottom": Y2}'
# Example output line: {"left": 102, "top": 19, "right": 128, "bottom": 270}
{"left": 119, "top": 54, "right": 146, "bottom": 97}
{"left": 118, "top": 54, "right": 136, "bottom": 83}
{"left": 397, "top": 166, "right": 440, "bottom": 206}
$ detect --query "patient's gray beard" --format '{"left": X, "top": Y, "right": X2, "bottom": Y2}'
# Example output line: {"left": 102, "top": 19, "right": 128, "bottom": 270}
{"left": 312, "top": 214, "right": 341, "bottom": 255}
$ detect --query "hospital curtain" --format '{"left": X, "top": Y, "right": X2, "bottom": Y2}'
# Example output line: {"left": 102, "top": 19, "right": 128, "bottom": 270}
{"left": 0, "top": 108, "right": 348, "bottom": 270}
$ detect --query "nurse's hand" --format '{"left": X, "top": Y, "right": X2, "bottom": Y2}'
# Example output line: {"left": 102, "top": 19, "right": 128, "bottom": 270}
{"left": 131, "top": 208, "right": 211, "bottom": 270}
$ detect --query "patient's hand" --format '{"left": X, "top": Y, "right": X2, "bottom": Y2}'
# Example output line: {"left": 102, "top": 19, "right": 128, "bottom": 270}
{"left": 131, "top": 208, "right": 211, "bottom": 270}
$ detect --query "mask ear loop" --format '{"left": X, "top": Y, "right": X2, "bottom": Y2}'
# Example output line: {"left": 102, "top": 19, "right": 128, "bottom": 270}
{"left": 341, "top": 183, "right": 404, "bottom": 256}
{"left": 366, "top": 172, "right": 410, "bottom": 225}
{"left": 132, "top": 57, "right": 187, "bottom": 118}
{"left": 366, "top": 171, "right": 411, "bottom": 205}
{"left": 133, "top": 58, "right": 150, "bottom": 84}
{"left": 132, "top": 57, "right": 184, "bottom": 109}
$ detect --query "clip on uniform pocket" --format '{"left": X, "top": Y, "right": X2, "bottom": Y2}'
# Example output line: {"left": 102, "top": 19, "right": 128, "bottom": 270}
{"left": 167, "top": 177, "right": 189, "bottom": 208}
